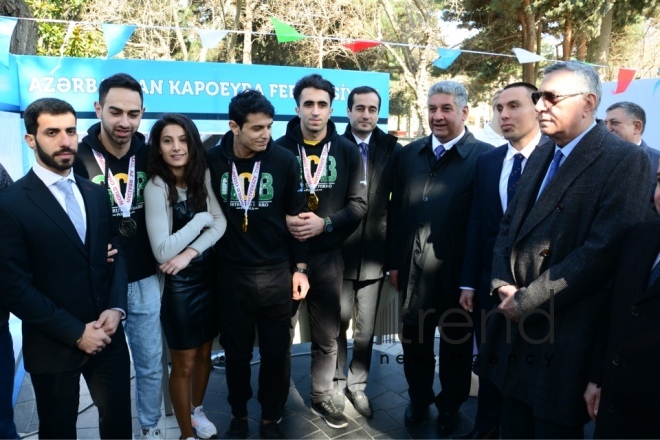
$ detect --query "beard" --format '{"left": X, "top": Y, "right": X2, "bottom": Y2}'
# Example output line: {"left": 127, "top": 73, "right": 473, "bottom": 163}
{"left": 36, "top": 139, "right": 76, "bottom": 172}
{"left": 101, "top": 119, "right": 134, "bottom": 147}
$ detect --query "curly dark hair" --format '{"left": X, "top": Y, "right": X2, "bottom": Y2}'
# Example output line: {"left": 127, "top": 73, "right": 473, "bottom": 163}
{"left": 147, "top": 114, "right": 208, "bottom": 212}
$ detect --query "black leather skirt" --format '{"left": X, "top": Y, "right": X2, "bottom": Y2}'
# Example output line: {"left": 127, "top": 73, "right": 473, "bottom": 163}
{"left": 161, "top": 249, "right": 218, "bottom": 350}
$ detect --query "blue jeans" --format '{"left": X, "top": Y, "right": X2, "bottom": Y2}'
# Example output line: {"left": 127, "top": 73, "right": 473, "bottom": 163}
{"left": 123, "top": 274, "right": 163, "bottom": 429}
{"left": 0, "top": 326, "right": 18, "bottom": 439}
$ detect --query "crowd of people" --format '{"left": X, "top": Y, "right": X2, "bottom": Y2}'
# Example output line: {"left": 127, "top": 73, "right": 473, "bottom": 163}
{"left": 0, "top": 60, "right": 658, "bottom": 440}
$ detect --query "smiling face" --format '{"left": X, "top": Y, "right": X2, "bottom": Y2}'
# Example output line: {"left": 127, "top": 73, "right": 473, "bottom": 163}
{"left": 25, "top": 112, "right": 78, "bottom": 176}
{"left": 95, "top": 87, "right": 144, "bottom": 155}
{"left": 230, "top": 112, "right": 273, "bottom": 159}
{"left": 295, "top": 87, "right": 333, "bottom": 140}
{"left": 497, "top": 86, "right": 539, "bottom": 150}
{"left": 427, "top": 93, "right": 468, "bottom": 143}
{"left": 347, "top": 92, "right": 380, "bottom": 137}
{"left": 605, "top": 107, "right": 641, "bottom": 144}
{"left": 158, "top": 123, "right": 189, "bottom": 174}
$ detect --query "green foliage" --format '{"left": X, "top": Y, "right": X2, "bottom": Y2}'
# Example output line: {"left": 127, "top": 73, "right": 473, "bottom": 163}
{"left": 26, "top": 0, "right": 105, "bottom": 57}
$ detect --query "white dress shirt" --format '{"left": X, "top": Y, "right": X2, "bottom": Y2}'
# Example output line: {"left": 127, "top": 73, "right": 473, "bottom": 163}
{"left": 499, "top": 132, "right": 542, "bottom": 211}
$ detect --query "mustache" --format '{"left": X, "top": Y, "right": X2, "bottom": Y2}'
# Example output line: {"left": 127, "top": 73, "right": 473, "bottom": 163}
{"left": 55, "top": 148, "right": 76, "bottom": 155}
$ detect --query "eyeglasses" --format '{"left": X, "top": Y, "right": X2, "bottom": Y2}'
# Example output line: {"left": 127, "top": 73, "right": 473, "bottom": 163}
{"left": 531, "top": 91, "right": 585, "bottom": 106}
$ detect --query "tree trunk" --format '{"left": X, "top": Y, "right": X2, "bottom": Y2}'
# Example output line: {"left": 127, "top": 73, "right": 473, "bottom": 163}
{"left": 0, "top": 0, "right": 37, "bottom": 55}
{"left": 561, "top": 15, "right": 572, "bottom": 60}
{"left": 595, "top": 0, "right": 614, "bottom": 65}
{"left": 242, "top": 0, "right": 252, "bottom": 64}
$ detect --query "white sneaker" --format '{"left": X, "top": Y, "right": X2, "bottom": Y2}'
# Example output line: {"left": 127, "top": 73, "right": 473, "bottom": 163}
{"left": 191, "top": 405, "right": 217, "bottom": 439}
{"left": 140, "top": 427, "right": 163, "bottom": 439}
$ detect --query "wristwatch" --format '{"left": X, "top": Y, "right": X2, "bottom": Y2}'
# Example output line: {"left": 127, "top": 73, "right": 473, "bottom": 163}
{"left": 323, "top": 217, "right": 333, "bottom": 233}
{"left": 294, "top": 266, "right": 309, "bottom": 275}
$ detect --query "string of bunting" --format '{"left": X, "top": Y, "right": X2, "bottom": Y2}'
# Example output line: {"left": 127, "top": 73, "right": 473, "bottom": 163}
{"left": 0, "top": 15, "right": 649, "bottom": 94}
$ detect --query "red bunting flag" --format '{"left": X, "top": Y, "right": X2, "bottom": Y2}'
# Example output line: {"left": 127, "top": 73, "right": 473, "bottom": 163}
{"left": 343, "top": 40, "right": 381, "bottom": 53}
{"left": 613, "top": 68, "right": 636, "bottom": 94}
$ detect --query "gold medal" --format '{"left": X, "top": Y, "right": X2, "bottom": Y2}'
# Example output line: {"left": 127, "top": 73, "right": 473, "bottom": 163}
{"left": 307, "top": 193, "right": 319, "bottom": 211}
{"left": 242, "top": 214, "right": 248, "bottom": 232}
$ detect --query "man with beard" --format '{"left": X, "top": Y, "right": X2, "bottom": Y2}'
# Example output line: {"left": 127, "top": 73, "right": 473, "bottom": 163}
{"left": 279, "top": 74, "right": 367, "bottom": 429}
{"left": 333, "top": 86, "right": 401, "bottom": 418}
{"left": 74, "top": 74, "right": 165, "bottom": 439}
{"left": 0, "top": 98, "right": 131, "bottom": 438}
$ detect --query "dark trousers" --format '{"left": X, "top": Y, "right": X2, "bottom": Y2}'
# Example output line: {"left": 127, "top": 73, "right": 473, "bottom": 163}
{"left": 287, "top": 250, "right": 343, "bottom": 404}
{"left": 0, "top": 326, "right": 18, "bottom": 439}
{"left": 219, "top": 266, "right": 291, "bottom": 421}
{"left": 472, "top": 301, "right": 502, "bottom": 432}
{"left": 334, "top": 278, "right": 382, "bottom": 393}
{"left": 500, "top": 395, "right": 583, "bottom": 439}
{"left": 30, "top": 329, "right": 132, "bottom": 439}
{"left": 401, "top": 321, "right": 472, "bottom": 413}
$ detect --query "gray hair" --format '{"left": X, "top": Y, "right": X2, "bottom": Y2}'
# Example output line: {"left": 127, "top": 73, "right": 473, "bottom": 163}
{"left": 428, "top": 81, "right": 468, "bottom": 108}
{"left": 606, "top": 101, "right": 646, "bottom": 134}
{"left": 544, "top": 60, "right": 602, "bottom": 111}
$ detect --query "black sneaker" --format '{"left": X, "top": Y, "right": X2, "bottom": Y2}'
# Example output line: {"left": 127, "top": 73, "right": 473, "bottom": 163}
{"left": 311, "top": 399, "right": 348, "bottom": 429}
{"left": 226, "top": 417, "right": 248, "bottom": 438}
{"left": 259, "top": 420, "right": 284, "bottom": 439}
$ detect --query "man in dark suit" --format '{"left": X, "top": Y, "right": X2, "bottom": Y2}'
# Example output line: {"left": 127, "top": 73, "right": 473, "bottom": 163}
{"left": 332, "top": 86, "right": 401, "bottom": 418}
{"left": 387, "top": 80, "right": 491, "bottom": 435}
{"left": 478, "top": 61, "right": 651, "bottom": 438}
{"left": 605, "top": 101, "right": 660, "bottom": 205}
{"left": 457, "top": 82, "right": 541, "bottom": 439}
{"left": 0, "top": 98, "right": 131, "bottom": 439}
{"left": 584, "top": 162, "right": 660, "bottom": 438}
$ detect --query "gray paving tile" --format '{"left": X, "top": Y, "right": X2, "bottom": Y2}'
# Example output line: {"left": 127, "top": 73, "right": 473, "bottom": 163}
{"left": 334, "top": 427, "right": 372, "bottom": 439}
{"left": 373, "top": 427, "right": 412, "bottom": 439}
{"left": 77, "top": 427, "right": 101, "bottom": 439}
{"left": 301, "top": 430, "right": 330, "bottom": 439}
{"left": 370, "top": 391, "right": 408, "bottom": 411}
{"left": 279, "top": 412, "right": 320, "bottom": 438}
{"left": 353, "top": 408, "right": 400, "bottom": 437}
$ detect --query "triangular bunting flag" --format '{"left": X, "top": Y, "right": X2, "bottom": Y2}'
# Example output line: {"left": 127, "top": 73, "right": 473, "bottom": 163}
{"left": 271, "top": 17, "right": 305, "bottom": 43}
{"left": 613, "top": 68, "right": 636, "bottom": 94}
{"left": 512, "top": 48, "right": 545, "bottom": 64}
{"left": 102, "top": 23, "right": 136, "bottom": 58}
{"left": 0, "top": 17, "right": 18, "bottom": 68}
{"left": 433, "top": 48, "right": 461, "bottom": 69}
{"left": 343, "top": 40, "right": 381, "bottom": 53}
{"left": 197, "top": 29, "right": 229, "bottom": 49}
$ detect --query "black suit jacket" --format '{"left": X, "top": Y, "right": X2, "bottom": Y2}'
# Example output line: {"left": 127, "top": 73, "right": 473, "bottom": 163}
{"left": 342, "top": 126, "right": 401, "bottom": 281}
{"left": 460, "top": 145, "right": 506, "bottom": 307}
{"left": 0, "top": 169, "right": 127, "bottom": 375}
{"left": 589, "top": 218, "right": 660, "bottom": 438}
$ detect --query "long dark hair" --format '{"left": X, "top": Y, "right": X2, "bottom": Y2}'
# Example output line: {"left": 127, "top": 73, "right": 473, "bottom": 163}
{"left": 147, "top": 114, "right": 208, "bottom": 212}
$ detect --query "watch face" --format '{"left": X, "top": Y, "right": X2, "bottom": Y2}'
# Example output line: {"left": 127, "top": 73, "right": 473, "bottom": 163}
{"left": 325, "top": 223, "right": 333, "bottom": 232}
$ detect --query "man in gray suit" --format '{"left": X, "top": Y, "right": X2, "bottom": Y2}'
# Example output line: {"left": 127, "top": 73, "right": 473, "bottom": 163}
{"left": 477, "top": 61, "right": 651, "bottom": 438}
{"left": 605, "top": 101, "right": 660, "bottom": 204}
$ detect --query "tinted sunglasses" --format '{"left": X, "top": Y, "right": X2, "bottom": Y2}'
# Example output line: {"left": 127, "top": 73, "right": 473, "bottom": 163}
{"left": 531, "top": 91, "right": 585, "bottom": 105}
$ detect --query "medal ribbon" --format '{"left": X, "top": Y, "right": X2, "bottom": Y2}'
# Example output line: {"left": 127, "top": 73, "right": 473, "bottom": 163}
{"left": 92, "top": 150, "right": 136, "bottom": 218}
{"left": 299, "top": 142, "right": 331, "bottom": 194}
{"left": 231, "top": 161, "right": 261, "bottom": 217}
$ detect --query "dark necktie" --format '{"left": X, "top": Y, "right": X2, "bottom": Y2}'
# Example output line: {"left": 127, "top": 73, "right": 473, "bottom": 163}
{"left": 507, "top": 153, "right": 525, "bottom": 207}
{"left": 358, "top": 142, "right": 369, "bottom": 183}
{"left": 434, "top": 145, "right": 446, "bottom": 161}
{"left": 539, "top": 149, "right": 564, "bottom": 195}
{"left": 648, "top": 259, "right": 660, "bottom": 289}
{"left": 54, "top": 179, "right": 86, "bottom": 243}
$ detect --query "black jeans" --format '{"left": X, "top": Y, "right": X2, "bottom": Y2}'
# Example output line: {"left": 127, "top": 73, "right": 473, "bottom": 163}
{"left": 287, "top": 250, "right": 344, "bottom": 404}
{"left": 219, "top": 266, "right": 292, "bottom": 421}
{"left": 334, "top": 278, "right": 382, "bottom": 393}
{"left": 31, "top": 328, "right": 132, "bottom": 439}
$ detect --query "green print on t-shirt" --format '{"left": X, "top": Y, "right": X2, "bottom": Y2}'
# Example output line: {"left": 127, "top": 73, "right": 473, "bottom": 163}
{"left": 219, "top": 172, "right": 274, "bottom": 205}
